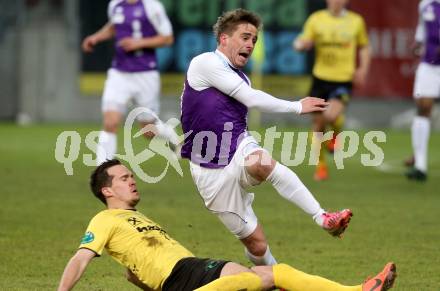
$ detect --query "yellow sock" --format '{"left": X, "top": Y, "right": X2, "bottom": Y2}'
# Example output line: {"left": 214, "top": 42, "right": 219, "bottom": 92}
{"left": 332, "top": 114, "right": 345, "bottom": 135}
{"left": 194, "top": 272, "right": 262, "bottom": 291}
{"left": 273, "top": 264, "right": 361, "bottom": 291}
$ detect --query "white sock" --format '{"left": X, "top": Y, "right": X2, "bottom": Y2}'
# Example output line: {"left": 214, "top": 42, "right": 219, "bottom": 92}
{"left": 96, "top": 131, "right": 117, "bottom": 165}
{"left": 411, "top": 116, "right": 430, "bottom": 172}
{"left": 266, "top": 163, "right": 325, "bottom": 225}
{"left": 245, "top": 246, "right": 277, "bottom": 266}
{"left": 154, "top": 120, "right": 180, "bottom": 145}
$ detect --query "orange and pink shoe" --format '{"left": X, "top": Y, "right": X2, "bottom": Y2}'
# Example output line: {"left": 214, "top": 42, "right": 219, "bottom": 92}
{"left": 362, "top": 262, "right": 397, "bottom": 291}
{"left": 321, "top": 209, "right": 353, "bottom": 237}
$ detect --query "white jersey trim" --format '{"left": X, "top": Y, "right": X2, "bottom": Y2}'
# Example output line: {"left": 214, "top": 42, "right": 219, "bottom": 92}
{"left": 108, "top": 0, "right": 124, "bottom": 20}
{"left": 417, "top": 0, "right": 440, "bottom": 43}
{"left": 107, "top": 0, "right": 172, "bottom": 36}
{"left": 142, "top": 0, "right": 173, "bottom": 36}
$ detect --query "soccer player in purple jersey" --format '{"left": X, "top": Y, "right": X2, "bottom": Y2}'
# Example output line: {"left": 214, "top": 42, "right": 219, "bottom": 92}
{"left": 406, "top": 0, "right": 440, "bottom": 181}
{"left": 82, "top": 0, "right": 179, "bottom": 165}
{"left": 180, "top": 9, "right": 353, "bottom": 266}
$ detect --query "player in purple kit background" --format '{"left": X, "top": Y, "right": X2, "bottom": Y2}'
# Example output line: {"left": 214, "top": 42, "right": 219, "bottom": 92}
{"left": 82, "top": 0, "right": 179, "bottom": 165}
{"left": 406, "top": 0, "right": 440, "bottom": 181}
{"left": 180, "top": 8, "right": 353, "bottom": 266}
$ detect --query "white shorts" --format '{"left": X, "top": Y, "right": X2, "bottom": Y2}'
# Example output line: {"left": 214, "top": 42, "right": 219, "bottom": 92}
{"left": 189, "top": 136, "right": 265, "bottom": 239}
{"left": 102, "top": 68, "right": 160, "bottom": 122}
{"left": 413, "top": 62, "right": 440, "bottom": 99}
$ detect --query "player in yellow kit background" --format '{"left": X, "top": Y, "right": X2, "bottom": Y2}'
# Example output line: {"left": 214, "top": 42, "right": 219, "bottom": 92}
{"left": 294, "top": 0, "right": 371, "bottom": 181}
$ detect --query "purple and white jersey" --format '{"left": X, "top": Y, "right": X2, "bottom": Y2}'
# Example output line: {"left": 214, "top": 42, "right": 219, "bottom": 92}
{"left": 416, "top": 0, "right": 440, "bottom": 65}
{"left": 181, "top": 51, "right": 251, "bottom": 169}
{"left": 108, "top": 0, "right": 172, "bottom": 72}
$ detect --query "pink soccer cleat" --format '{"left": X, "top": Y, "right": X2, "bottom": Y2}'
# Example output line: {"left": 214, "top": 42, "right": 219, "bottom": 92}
{"left": 321, "top": 209, "right": 353, "bottom": 237}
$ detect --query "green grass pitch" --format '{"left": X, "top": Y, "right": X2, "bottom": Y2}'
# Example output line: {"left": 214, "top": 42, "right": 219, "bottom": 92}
{"left": 0, "top": 123, "right": 439, "bottom": 290}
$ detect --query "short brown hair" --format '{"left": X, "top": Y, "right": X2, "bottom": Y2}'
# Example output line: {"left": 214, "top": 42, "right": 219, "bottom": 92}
{"left": 213, "top": 8, "right": 262, "bottom": 43}
{"left": 90, "top": 159, "right": 121, "bottom": 205}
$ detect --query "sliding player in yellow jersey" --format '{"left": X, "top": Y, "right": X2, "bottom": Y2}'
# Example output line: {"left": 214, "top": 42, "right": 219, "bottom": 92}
{"left": 294, "top": 0, "right": 371, "bottom": 181}
{"left": 57, "top": 159, "right": 396, "bottom": 291}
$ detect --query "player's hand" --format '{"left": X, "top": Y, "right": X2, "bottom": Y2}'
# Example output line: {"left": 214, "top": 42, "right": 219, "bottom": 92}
{"left": 293, "top": 39, "right": 314, "bottom": 51}
{"left": 82, "top": 35, "right": 99, "bottom": 53}
{"left": 299, "top": 97, "right": 328, "bottom": 114}
{"left": 118, "top": 38, "right": 143, "bottom": 52}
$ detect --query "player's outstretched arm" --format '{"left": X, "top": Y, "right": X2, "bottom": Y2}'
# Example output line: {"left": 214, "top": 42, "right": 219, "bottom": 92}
{"left": 118, "top": 34, "right": 174, "bottom": 52}
{"left": 299, "top": 97, "right": 328, "bottom": 114}
{"left": 82, "top": 22, "right": 115, "bottom": 53}
{"left": 57, "top": 248, "right": 95, "bottom": 291}
{"left": 190, "top": 53, "right": 325, "bottom": 115}
{"left": 230, "top": 84, "right": 327, "bottom": 115}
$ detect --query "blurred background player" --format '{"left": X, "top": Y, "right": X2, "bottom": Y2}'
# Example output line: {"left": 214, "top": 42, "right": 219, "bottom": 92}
{"left": 405, "top": 0, "right": 440, "bottom": 182}
{"left": 293, "top": 0, "right": 371, "bottom": 181}
{"left": 82, "top": 0, "right": 179, "bottom": 165}
{"left": 181, "top": 9, "right": 352, "bottom": 267}
{"left": 57, "top": 159, "right": 397, "bottom": 291}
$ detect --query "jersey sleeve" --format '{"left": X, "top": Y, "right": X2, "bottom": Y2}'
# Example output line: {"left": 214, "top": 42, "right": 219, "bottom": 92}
{"left": 78, "top": 213, "right": 114, "bottom": 256}
{"left": 144, "top": 0, "right": 173, "bottom": 36}
{"left": 356, "top": 16, "right": 369, "bottom": 46}
{"left": 299, "top": 13, "right": 316, "bottom": 41}
{"left": 187, "top": 53, "right": 246, "bottom": 96}
{"left": 415, "top": 2, "right": 425, "bottom": 43}
{"left": 107, "top": 0, "right": 118, "bottom": 20}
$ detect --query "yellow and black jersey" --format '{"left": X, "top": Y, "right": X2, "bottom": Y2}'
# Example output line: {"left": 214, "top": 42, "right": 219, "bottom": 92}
{"left": 79, "top": 209, "right": 194, "bottom": 290}
{"left": 299, "top": 9, "right": 369, "bottom": 82}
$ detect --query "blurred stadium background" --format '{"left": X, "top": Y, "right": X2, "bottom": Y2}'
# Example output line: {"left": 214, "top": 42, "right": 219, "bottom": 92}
{"left": 1, "top": 0, "right": 438, "bottom": 129}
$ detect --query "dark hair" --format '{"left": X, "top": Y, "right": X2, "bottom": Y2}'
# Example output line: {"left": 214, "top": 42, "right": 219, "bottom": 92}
{"left": 90, "top": 159, "right": 121, "bottom": 205}
{"left": 213, "top": 8, "right": 262, "bottom": 43}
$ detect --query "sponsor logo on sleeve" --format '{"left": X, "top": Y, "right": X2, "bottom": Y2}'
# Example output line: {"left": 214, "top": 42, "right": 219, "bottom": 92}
{"left": 80, "top": 231, "right": 95, "bottom": 244}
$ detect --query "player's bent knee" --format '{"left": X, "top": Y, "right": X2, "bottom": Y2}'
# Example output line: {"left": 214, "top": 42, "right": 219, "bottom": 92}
{"left": 258, "top": 163, "right": 275, "bottom": 180}
{"left": 246, "top": 153, "right": 275, "bottom": 181}
{"left": 103, "top": 122, "right": 119, "bottom": 133}
{"left": 220, "top": 262, "right": 252, "bottom": 277}
{"left": 103, "top": 112, "right": 122, "bottom": 133}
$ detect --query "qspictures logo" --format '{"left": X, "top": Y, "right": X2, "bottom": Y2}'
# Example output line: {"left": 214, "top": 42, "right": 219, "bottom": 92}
{"left": 54, "top": 107, "right": 183, "bottom": 183}
{"left": 54, "top": 107, "right": 387, "bottom": 183}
